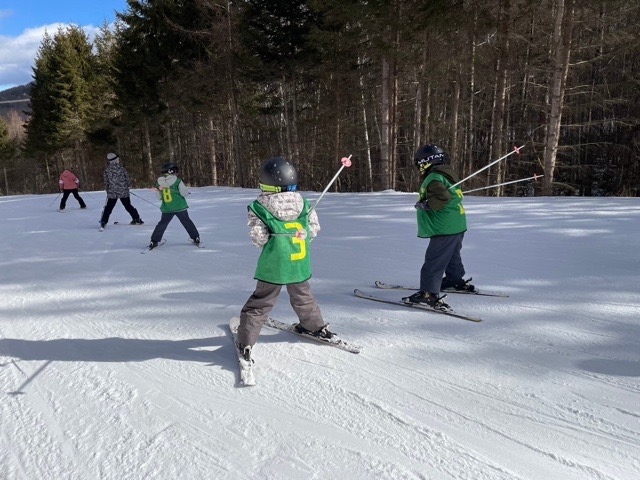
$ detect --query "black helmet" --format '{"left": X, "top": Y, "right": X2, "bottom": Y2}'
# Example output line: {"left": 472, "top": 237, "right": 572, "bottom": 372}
{"left": 161, "top": 162, "right": 179, "bottom": 174}
{"left": 259, "top": 156, "right": 298, "bottom": 192}
{"left": 414, "top": 144, "right": 449, "bottom": 173}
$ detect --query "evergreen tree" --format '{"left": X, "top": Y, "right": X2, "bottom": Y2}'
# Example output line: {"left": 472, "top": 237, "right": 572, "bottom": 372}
{"left": 15, "top": 0, "right": 640, "bottom": 196}
{"left": 25, "top": 27, "right": 95, "bottom": 154}
{"left": 239, "top": 0, "right": 322, "bottom": 80}
{"left": 86, "top": 22, "right": 118, "bottom": 146}
{"left": 24, "top": 32, "right": 58, "bottom": 156}
{"left": 0, "top": 117, "right": 13, "bottom": 160}
{"left": 50, "top": 26, "right": 95, "bottom": 148}
{"left": 113, "top": 0, "right": 212, "bottom": 118}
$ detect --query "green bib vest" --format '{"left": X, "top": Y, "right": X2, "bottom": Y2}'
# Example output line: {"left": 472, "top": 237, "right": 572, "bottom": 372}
{"left": 158, "top": 178, "right": 188, "bottom": 213}
{"left": 249, "top": 199, "right": 312, "bottom": 285}
{"left": 417, "top": 172, "right": 467, "bottom": 238}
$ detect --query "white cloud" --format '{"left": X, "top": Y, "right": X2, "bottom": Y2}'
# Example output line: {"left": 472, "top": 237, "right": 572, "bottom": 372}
{"left": 0, "top": 23, "right": 102, "bottom": 91}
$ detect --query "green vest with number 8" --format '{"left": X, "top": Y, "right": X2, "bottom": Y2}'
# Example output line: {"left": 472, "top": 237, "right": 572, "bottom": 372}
{"left": 158, "top": 178, "right": 188, "bottom": 213}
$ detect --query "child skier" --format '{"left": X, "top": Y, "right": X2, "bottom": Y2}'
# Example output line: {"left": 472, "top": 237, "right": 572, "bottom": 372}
{"left": 403, "top": 144, "right": 476, "bottom": 312}
{"left": 58, "top": 168, "right": 86, "bottom": 210}
{"left": 235, "top": 156, "right": 333, "bottom": 362}
{"left": 148, "top": 162, "right": 200, "bottom": 249}
{"left": 99, "top": 153, "right": 143, "bottom": 229}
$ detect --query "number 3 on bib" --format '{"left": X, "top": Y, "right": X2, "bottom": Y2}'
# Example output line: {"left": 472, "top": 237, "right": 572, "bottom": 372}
{"left": 284, "top": 222, "right": 306, "bottom": 261}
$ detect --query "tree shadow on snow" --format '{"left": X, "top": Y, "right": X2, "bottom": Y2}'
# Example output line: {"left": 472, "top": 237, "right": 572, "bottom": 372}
{"left": 577, "top": 358, "right": 640, "bottom": 377}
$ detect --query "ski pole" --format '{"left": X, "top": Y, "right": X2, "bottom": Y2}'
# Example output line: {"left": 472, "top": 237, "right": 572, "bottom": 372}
{"left": 49, "top": 192, "right": 62, "bottom": 207}
{"left": 450, "top": 145, "right": 525, "bottom": 190}
{"left": 463, "top": 174, "right": 543, "bottom": 194}
{"left": 311, "top": 155, "right": 353, "bottom": 212}
{"left": 270, "top": 231, "right": 309, "bottom": 240}
{"left": 130, "top": 190, "right": 161, "bottom": 209}
{"left": 78, "top": 188, "right": 98, "bottom": 202}
{"left": 270, "top": 155, "right": 353, "bottom": 240}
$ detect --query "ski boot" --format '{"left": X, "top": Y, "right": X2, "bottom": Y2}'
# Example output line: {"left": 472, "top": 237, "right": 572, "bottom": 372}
{"left": 403, "top": 291, "right": 452, "bottom": 312}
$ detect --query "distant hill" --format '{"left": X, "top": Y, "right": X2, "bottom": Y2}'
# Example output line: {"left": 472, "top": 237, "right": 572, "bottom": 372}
{"left": 0, "top": 83, "right": 32, "bottom": 121}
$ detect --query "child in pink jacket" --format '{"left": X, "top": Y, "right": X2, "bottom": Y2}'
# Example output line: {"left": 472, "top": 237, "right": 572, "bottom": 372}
{"left": 58, "top": 169, "right": 86, "bottom": 210}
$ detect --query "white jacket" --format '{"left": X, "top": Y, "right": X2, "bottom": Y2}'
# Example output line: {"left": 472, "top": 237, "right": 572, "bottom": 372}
{"left": 155, "top": 174, "right": 189, "bottom": 199}
{"left": 248, "top": 191, "right": 320, "bottom": 247}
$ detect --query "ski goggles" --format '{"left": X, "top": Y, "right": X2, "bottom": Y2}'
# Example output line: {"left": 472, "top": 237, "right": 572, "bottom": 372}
{"left": 259, "top": 184, "right": 297, "bottom": 193}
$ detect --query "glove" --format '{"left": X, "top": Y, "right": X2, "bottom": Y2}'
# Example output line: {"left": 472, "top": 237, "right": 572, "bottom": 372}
{"left": 414, "top": 200, "right": 430, "bottom": 211}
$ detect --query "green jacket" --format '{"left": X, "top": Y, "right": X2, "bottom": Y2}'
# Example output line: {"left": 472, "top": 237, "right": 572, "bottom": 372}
{"left": 249, "top": 199, "right": 312, "bottom": 285}
{"left": 416, "top": 165, "right": 467, "bottom": 238}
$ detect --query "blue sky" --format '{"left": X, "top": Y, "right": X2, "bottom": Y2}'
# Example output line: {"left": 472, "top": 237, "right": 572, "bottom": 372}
{"left": 0, "top": 0, "right": 129, "bottom": 91}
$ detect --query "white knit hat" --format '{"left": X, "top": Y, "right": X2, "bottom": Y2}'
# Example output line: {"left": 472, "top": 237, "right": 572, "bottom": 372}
{"left": 107, "top": 152, "right": 119, "bottom": 162}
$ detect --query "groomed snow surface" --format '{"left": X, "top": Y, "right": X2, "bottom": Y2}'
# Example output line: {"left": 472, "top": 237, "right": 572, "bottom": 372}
{"left": 1, "top": 188, "right": 639, "bottom": 480}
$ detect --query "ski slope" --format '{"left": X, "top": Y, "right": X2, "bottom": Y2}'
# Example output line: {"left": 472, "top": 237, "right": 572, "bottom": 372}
{"left": 1, "top": 187, "right": 639, "bottom": 480}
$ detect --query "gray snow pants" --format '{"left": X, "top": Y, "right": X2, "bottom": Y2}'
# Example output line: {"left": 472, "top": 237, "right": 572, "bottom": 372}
{"left": 236, "top": 280, "right": 325, "bottom": 347}
{"left": 419, "top": 232, "right": 466, "bottom": 294}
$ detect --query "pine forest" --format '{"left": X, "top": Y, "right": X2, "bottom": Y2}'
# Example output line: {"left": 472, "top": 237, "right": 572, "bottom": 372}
{"left": 0, "top": 0, "right": 639, "bottom": 197}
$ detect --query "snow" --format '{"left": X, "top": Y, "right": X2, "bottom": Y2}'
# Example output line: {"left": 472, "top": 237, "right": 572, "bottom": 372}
{"left": 1, "top": 187, "right": 640, "bottom": 480}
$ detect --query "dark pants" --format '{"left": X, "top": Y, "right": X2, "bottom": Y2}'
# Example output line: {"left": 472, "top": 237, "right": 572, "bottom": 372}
{"left": 419, "top": 232, "right": 466, "bottom": 294}
{"left": 100, "top": 196, "right": 140, "bottom": 224}
{"left": 237, "top": 280, "right": 325, "bottom": 347}
{"left": 60, "top": 189, "right": 86, "bottom": 209}
{"left": 151, "top": 210, "right": 199, "bottom": 242}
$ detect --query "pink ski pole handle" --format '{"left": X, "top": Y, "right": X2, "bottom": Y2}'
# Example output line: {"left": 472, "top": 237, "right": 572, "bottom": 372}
{"left": 312, "top": 155, "right": 353, "bottom": 211}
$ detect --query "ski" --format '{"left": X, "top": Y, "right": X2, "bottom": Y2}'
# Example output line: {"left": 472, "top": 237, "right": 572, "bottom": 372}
{"left": 190, "top": 238, "right": 205, "bottom": 248}
{"left": 229, "top": 317, "right": 256, "bottom": 386}
{"left": 374, "top": 280, "right": 509, "bottom": 298}
{"left": 114, "top": 221, "right": 145, "bottom": 226}
{"left": 265, "top": 318, "right": 362, "bottom": 354}
{"left": 140, "top": 239, "right": 166, "bottom": 254}
{"left": 354, "top": 289, "right": 483, "bottom": 322}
